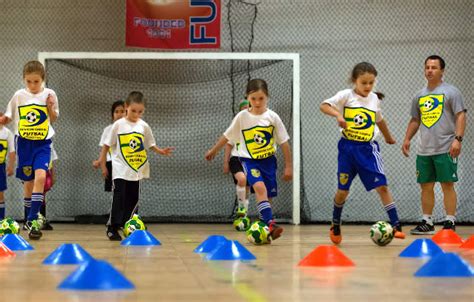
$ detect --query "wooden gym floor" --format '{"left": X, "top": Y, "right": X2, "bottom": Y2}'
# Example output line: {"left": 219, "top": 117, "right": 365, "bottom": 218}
{"left": 0, "top": 224, "right": 472, "bottom": 302}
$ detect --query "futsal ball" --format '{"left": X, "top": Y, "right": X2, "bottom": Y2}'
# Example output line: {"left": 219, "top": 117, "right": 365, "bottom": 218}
{"left": 123, "top": 217, "right": 146, "bottom": 237}
{"left": 353, "top": 114, "right": 364, "bottom": 126}
{"left": 370, "top": 221, "right": 394, "bottom": 246}
{"left": 246, "top": 221, "right": 271, "bottom": 245}
{"left": 233, "top": 217, "right": 251, "bottom": 232}
{"left": 253, "top": 134, "right": 264, "bottom": 145}
{"left": 26, "top": 111, "right": 37, "bottom": 123}
{"left": 0, "top": 217, "right": 20, "bottom": 235}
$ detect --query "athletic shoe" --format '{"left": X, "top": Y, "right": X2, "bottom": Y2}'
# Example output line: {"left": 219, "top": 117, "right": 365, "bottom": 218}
{"left": 442, "top": 220, "right": 456, "bottom": 231}
{"left": 410, "top": 220, "right": 435, "bottom": 235}
{"left": 330, "top": 224, "right": 342, "bottom": 244}
{"left": 393, "top": 224, "right": 406, "bottom": 239}
{"left": 25, "top": 220, "right": 43, "bottom": 240}
{"left": 268, "top": 220, "right": 283, "bottom": 240}
{"left": 42, "top": 221, "right": 54, "bottom": 231}
{"left": 106, "top": 226, "right": 122, "bottom": 241}
{"left": 236, "top": 206, "right": 247, "bottom": 218}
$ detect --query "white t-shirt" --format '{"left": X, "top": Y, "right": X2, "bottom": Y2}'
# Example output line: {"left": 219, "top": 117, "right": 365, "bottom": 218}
{"left": 51, "top": 142, "right": 58, "bottom": 161}
{"left": 228, "top": 141, "right": 240, "bottom": 157}
{"left": 105, "top": 117, "right": 156, "bottom": 181}
{"left": 100, "top": 124, "right": 114, "bottom": 161}
{"left": 4, "top": 88, "right": 59, "bottom": 140}
{"left": 323, "top": 89, "right": 382, "bottom": 142}
{"left": 0, "top": 126, "right": 15, "bottom": 165}
{"left": 224, "top": 109, "right": 290, "bottom": 160}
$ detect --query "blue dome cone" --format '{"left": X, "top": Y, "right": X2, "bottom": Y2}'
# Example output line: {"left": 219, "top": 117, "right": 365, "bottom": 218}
{"left": 206, "top": 240, "right": 256, "bottom": 261}
{"left": 58, "top": 259, "right": 135, "bottom": 290}
{"left": 121, "top": 230, "right": 161, "bottom": 246}
{"left": 194, "top": 235, "right": 228, "bottom": 253}
{"left": 0, "top": 234, "right": 34, "bottom": 251}
{"left": 415, "top": 252, "right": 474, "bottom": 277}
{"left": 43, "top": 243, "right": 94, "bottom": 265}
{"left": 399, "top": 239, "right": 444, "bottom": 258}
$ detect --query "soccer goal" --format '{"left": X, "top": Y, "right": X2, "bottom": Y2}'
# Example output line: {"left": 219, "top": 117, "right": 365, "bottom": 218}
{"left": 38, "top": 52, "right": 301, "bottom": 224}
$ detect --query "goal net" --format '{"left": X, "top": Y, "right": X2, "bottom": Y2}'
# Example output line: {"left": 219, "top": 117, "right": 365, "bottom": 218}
{"left": 37, "top": 52, "right": 300, "bottom": 224}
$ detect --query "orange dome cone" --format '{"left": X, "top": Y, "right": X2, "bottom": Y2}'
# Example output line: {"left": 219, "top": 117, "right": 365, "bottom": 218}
{"left": 432, "top": 229, "right": 463, "bottom": 245}
{"left": 0, "top": 242, "right": 16, "bottom": 258}
{"left": 298, "top": 245, "right": 355, "bottom": 267}
{"left": 460, "top": 235, "right": 474, "bottom": 249}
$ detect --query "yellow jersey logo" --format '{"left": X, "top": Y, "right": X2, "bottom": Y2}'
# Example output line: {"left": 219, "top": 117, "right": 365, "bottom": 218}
{"left": 18, "top": 104, "right": 49, "bottom": 140}
{"left": 119, "top": 132, "right": 147, "bottom": 172}
{"left": 419, "top": 94, "right": 444, "bottom": 128}
{"left": 250, "top": 169, "right": 261, "bottom": 178}
{"left": 23, "top": 166, "right": 32, "bottom": 177}
{"left": 339, "top": 173, "right": 349, "bottom": 185}
{"left": 242, "top": 126, "right": 275, "bottom": 159}
{"left": 0, "top": 140, "right": 7, "bottom": 164}
{"left": 342, "top": 107, "right": 376, "bottom": 142}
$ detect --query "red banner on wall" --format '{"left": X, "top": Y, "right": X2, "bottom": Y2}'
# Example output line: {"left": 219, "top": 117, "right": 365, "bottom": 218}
{"left": 126, "top": 0, "right": 221, "bottom": 49}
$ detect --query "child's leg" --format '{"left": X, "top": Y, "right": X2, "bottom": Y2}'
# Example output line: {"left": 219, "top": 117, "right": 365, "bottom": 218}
{"left": 106, "top": 179, "right": 125, "bottom": 240}
{"left": 234, "top": 172, "right": 248, "bottom": 216}
{"left": 123, "top": 180, "right": 140, "bottom": 225}
{"left": 375, "top": 185, "right": 405, "bottom": 238}
{"left": 333, "top": 189, "right": 349, "bottom": 225}
{"left": 27, "top": 169, "right": 46, "bottom": 222}
{"left": 0, "top": 191, "right": 5, "bottom": 220}
{"left": 254, "top": 181, "right": 272, "bottom": 223}
{"left": 23, "top": 180, "right": 34, "bottom": 221}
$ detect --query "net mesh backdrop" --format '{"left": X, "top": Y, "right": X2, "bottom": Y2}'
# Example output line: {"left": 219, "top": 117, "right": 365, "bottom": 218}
{"left": 0, "top": 0, "right": 472, "bottom": 223}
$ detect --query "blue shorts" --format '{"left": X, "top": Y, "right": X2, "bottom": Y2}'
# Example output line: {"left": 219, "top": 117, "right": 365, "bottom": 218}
{"left": 337, "top": 138, "right": 387, "bottom": 191}
{"left": 16, "top": 136, "right": 51, "bottom": 181}
{"left": 0, "top": 163, "right": 6, "bottom": 192}
{"left": 241, "top": 156, "right": 278, "bottom": 198}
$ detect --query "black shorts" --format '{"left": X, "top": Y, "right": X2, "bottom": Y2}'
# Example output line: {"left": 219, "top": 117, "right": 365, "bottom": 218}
{"left": 104, "top": 161, "right": 113, "bottom": 192}
{"left": 229, "top": 156, "right": 244, "bottom": 184}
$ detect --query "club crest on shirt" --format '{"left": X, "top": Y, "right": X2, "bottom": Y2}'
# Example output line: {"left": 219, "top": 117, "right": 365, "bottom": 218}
{"left": 0, "top": 140, "right": 7, "bottom": 164}
{"left": 243, "top": 126, "right": 275, "bottom": 159}
{"left": 119, "top": 132, "right": 147, "bottom": 172}
{"left": 419, "top": 94, "right": 444, "bottom": 128}
{"left": 18, "top": 104, "right": 49, "bottom": 140}
{"left": 342, "top": 107, "right": 376, "bottom": 142}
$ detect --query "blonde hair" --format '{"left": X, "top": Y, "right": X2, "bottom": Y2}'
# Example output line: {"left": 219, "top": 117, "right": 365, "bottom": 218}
{"left": 23, "top": 61, "right": 45, "bottom": 80}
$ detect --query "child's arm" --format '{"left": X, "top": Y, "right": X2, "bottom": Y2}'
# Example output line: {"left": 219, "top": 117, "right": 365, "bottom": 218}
{"left": 0, "top": 113, "right": 11, "bottom": 125}
{"left": 402, "top": 117, "right": 421, "bottom": 157}
{"left": 98, "top": 145, "right": 110, "bottom": 179}
{"left": 223, "top": 143, "right": 232, "bottom": 174}
{"left": 150, "top": 145, "right": 175, "bottom": 156}
{"left": 6, "top": 152, "right": 15, "bottom": 176}
{"left": 280, "top": 141, "right": 293, "bottom": 181}
{"left": 46, "top": 94, "right": 58, "bottom": 123}
{"left": 376, "top": 119, "right": 396, "bottom": 145}
{"left": 320, "top": 103, "right": 347, "bottom": 129}
{"left": 205, "top": 135, "right": 229, "bottom": 161}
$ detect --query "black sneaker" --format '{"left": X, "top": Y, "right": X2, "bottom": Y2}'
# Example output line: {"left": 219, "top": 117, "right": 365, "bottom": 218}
{"left": 25, "top": 220, "right": 43, "bottom": 240}
{"left": 106, "top": 226, "right": 122, "bottom": 241}
{"left": 410, "top": 220, "right": 435, "bottom": 235}
{"left": 442, "top": 220, "right": 456, "bottom": 231}
{"left": 42, "top": 221, "right": 54, "bottom": 231}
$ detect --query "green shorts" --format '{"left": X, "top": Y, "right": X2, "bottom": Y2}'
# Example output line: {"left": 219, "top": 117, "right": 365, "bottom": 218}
{"left": 416, "top": 153, "right": 458, "bottom": 183}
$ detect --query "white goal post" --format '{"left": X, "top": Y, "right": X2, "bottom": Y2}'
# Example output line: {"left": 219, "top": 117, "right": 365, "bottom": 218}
{"left": 38, "top": 52, "right": 301, "bottom": 224}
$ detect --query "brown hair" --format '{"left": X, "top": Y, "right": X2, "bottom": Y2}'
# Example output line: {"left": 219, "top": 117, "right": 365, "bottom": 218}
{"left": 246, "top": 79, "right": 269, "bottom": 97}
{"left": 351, "top": 62, "right": 384, "bottom": 100}
{"left": 23, "top": 61, "right": 45, "bottom": 80}
{"left": 125, "top": 91, "right": 145, "bottom": 106}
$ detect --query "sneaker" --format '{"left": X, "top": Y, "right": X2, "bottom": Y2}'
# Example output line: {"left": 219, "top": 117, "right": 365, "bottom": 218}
{"left": 236, "top": 206, "right": 247, "bottom": 218}
{"left": 37, "top": 213, "right": 46, "bottom": 229}
{"left": 393, "top": 224, "right": 406, "bottom": 239}
{"left": 268, "top": 220, "right": 283, "bottom": 240}
{"left": 42, "top": 220, "right": 54, "bottom": 231}
{"left": 106, "top": 226, "right": 122, "bottom": 241}
{"left": 442, "top": 220, "right": 456, "bottom": 231}
{"left": 410, "top": 220, "right": 435, "bottom": 235}
{"left": 330, "top": 224, "right": 342, "bottom": 244}
{"left": 25, "top": 220, "right": 43, "bottom": 240}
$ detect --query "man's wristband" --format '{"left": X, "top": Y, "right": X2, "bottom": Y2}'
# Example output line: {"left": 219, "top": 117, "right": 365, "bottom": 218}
{"left": 455, "top": 135, "right": 463, "bottom": 142}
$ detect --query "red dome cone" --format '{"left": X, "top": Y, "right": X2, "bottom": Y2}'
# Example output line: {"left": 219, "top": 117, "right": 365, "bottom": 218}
{"left": 460, "top": 235, "right": 474, "bottom": 249}
{"left": 432, "top": 229, "right": 463, "bottom": 245}
{"left": 0, "top": 242, "right": 16, "bottom": 258}
{"left": 298, "top": 245, "right": 355, "bottom": 267}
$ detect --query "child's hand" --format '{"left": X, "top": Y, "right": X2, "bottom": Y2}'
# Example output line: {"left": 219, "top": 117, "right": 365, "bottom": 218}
{"left": 0, "top": 113, "right": 7, "bottom": 125}
{"left": 100, "top": 166, "right": 108, "bottom": 179}
{"left": 46, "top": 94, "right": 55, "bottom": 108}
{"left": 336, "top": 114, "right": 347, "bottom": 129}
{"left": 205, "top": 149, "right": 217, "bottom": 161}
{"left": 223, "top": 162, "right": 230, "bottom": 174}
{"left": 385, "top": 136, "right": 396, "bottom": 145}
{"left": 282, "top": 166, "right": 293, "bottom": 182}
{"left": 160, "top": 147, "right": 175, "bottom": 156}
{"left": 6, "top": 165, "right": 13, "bottom": 176}
{"left": 92, "top": 160, "right": 100, "bottom": 169}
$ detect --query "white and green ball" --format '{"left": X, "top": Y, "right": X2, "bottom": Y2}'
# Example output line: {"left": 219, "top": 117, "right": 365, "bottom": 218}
{"left": 123, "top": 217, "right": 146, "bottom": 237}
{"left": 246, "top": 221, "right": 271, "bottom": 245}
{"left": 233, "top": 217, "right": 251, "bottom": 231}
{"left": 0, "top": 217, "right": 20, "bottom": 236}
{"left": 370, "top": 221, "right": 394, "bottom": 246}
